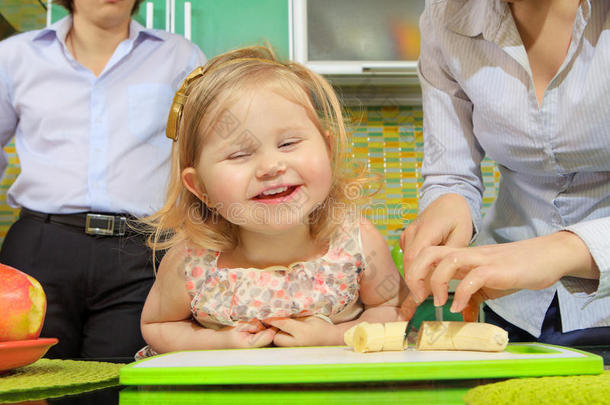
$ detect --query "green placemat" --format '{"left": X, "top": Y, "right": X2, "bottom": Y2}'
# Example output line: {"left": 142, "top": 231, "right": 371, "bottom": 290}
{"left": 464, "top": 370, "right": 610, "bottom": 405}
{"left": 0, "top": 359, "right": 125, "bottom": 403}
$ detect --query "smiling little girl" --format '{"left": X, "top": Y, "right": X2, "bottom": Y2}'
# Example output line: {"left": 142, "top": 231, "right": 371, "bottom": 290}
{"left": 136, "top": 46, "right": 407, "bottom": 357}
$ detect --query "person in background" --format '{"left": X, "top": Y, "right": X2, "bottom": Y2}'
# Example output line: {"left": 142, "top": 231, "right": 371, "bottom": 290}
{"left": 400, "top": 0, "right": 609, "bottom": 345}
{"left": 136, "top": 45, "right": 407, "bottom": 358}
{"left": 0, "top": 0, "right": 206, "bottom": 358}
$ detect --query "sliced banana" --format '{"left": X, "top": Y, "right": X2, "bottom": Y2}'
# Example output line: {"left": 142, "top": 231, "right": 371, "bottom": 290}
{"left": 382, "top": 321, "right": 409, "bottom": 351}
{"left": 344, "top": 321, "right": 408, "bottom": 352}
{"left": 417, "top": 321, "right": 508, "bottom": 352}
{"left": 353, "top": 322, "right": 385, "bottom": 353}
{"left": 344, "top": 321, "right": 368, "bottom": 346}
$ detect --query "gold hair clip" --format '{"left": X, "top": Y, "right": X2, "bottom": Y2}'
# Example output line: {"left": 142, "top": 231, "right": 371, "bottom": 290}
{"left": 166, "top": 66, "right": 206, "bottom": 141}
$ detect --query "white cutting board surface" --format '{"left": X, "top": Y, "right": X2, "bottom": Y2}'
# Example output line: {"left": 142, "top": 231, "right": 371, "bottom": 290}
{"left": 120, "top": 343, "right": 603, "bottom": 385}
{"left": 131, "top": 343, "right": 583, "bottom": 368}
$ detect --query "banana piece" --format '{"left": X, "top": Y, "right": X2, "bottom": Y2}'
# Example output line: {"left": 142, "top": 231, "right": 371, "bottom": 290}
{"left": 344, "top": 321, "right": 409, "bottom": 352}
{"left": 417, "top": 321, "right": 508, "bottom": 352}
{"left": 382, "top": 321, "right": 409, "bottom": 351}
{"left": 353, "top": 322, "right": 385, "bottom": 353}
{"left": 344, "top": 321, "right": 368, "bottom": 346}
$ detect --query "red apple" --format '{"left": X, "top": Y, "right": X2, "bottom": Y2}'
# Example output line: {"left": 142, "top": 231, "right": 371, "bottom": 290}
{"left": 0, "top": 264, "right": 47, "bottom": 342}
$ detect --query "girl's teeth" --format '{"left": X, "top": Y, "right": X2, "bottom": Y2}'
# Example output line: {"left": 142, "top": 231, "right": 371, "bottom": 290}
{"left": 262, "top": 186, "right": 288, "bottom": 196}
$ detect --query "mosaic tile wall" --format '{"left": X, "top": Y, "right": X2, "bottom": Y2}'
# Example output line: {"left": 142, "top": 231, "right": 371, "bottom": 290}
{"left": 347, "top": 106, "right": 500, "bottom": 244}
{"left": 0, "top": 106, "right": 501, "bottom": 245}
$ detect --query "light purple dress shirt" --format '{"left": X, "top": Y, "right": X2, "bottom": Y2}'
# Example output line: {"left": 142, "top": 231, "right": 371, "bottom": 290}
{"left": 0, "top": 16, "right": 206, "bottom": 217}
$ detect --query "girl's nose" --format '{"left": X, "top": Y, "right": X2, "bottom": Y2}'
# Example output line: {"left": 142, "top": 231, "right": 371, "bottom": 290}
{"left": 255, "top": 157, "right": 287, "bottom": 179}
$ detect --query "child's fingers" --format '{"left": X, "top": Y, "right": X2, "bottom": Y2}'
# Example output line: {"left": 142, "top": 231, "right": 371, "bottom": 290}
{"left": 271, "top": 319, "right": 303, "bottom": 336}
{"left": 235, "top": 323, "right": 257, "bottom": 333}
{"left": 264, "top": 317, "right": 295, "bottom": 333}
{"left": 249, "top": 318, "right": 268, "bottom": 332}
{"left": 251, "top": 318, "right": 266, "bottom": 330}
{"left": 246, "top": 328, "right": 276, "bottom": 348}
{"left": 272, "top": 331, "right": 296, "bottom": 347}
{"left": 236, "top": 319, "right": 266, "bottom": 333}
{"left": 262, "top": 316, "right": 288, "bottom": 326}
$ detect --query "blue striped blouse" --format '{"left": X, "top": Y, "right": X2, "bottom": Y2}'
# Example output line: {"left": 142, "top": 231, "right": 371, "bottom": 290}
{"left": 417, "top": 0, "right": 610, "bottom": 337}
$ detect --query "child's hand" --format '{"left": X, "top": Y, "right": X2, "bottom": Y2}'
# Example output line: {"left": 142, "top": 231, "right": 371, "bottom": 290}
{"left": 218, "top": 319, "right": 277, "bottom": 349}
{"left": 266, "top": 316, "right": 338, "bottom": 347}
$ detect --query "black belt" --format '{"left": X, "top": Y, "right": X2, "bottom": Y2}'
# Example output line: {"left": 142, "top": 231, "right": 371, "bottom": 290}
{"left": 20, "top": 208, "right": 133, "bottom": 236}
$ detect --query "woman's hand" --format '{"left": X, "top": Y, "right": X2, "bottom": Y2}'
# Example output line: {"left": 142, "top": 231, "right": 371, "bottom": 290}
{"left": 218, "top": 319, "right": 277, "bottom": 348}
{"left": 399, "top": 194, "right": 473, "bottom": 318}
{"left": 266, "top": 316, "right": 339, "bottom": 346}
{"left": 406, "top": 231, "right": 599, "bottom": 316}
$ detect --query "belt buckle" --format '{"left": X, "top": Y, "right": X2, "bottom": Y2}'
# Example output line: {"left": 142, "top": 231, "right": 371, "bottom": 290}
{"left": 85, "top": 214, "right": 116, "bottom": 236}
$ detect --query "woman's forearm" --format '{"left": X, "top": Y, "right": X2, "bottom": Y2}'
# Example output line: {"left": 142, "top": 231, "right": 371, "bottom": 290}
{"left": 558, "top": 231, "right": 600, "bottom": 280}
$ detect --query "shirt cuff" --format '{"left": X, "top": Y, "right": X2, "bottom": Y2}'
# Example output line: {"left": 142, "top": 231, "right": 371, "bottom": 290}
{"left": 564, "top": 217, "right": 610, "bottom": 300}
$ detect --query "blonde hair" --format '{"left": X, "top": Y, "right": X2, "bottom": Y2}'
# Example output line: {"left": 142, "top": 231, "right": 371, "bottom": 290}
{"left": 142, "top": 45, "right": 377, "bottom": 257}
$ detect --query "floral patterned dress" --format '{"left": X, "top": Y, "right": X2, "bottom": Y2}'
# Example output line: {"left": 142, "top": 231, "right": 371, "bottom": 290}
{"left": 135, "top": 216, "right": 366, "bottom": 359}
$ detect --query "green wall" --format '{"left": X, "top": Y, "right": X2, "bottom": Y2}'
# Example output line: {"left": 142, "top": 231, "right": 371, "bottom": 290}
{"left": 171, "top": 0, "right": 289, "bottom": 58}
{"left": 46, "top": 0, "right": 289, "bottom": 59}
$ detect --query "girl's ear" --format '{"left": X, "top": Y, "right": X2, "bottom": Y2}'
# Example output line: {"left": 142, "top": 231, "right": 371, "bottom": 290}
{"left": 182, "top": 167, "right": 209, "bottom": 205}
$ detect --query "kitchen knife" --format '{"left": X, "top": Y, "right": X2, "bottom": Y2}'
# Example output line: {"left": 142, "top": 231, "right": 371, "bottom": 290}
{"left": 435, "top": 305, "right": 443, "bottom": 322}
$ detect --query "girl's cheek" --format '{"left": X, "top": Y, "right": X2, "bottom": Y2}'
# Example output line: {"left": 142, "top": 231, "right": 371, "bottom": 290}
{"left": 210, "top": 169, "right": 252, "bottom": 201}
{"left": 308, "top": 160, "right": 333, "bottom": 198}
{"left": 310, "top": 155, "right": 332, "bottom": 181}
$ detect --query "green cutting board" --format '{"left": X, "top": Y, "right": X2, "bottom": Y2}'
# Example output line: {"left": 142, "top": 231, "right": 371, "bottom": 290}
{"left": 120, "top": 343, "right": 603, "bottom": 386}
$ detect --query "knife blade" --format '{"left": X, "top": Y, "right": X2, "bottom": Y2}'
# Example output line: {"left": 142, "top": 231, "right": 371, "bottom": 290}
{"left": 435, "top": 305, "right": 444, "bottom": 322}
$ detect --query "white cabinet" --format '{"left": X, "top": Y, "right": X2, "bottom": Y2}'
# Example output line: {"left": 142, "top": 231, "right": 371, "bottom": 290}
{"left": 291, "top": 0, "right": 425, "bottom": 76}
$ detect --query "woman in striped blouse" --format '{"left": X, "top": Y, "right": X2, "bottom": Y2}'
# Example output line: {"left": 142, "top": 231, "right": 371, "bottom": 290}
{"left": 401, "top": 0, "right": 609, "bottom": 345}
